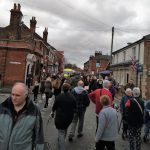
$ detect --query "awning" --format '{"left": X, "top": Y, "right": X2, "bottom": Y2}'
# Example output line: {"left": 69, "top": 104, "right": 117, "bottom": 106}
{"left": 100, "top": 70, "right": 112, "bottom": 75}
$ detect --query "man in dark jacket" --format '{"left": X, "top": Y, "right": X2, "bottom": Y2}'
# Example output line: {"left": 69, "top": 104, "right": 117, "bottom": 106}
{"left": 68, "top": 80, "right": 90, "bottom": 141}
{"left": 0, "top": 82, "right": 44, "bottom": 150}
{"left": 51, "top": 83, "right": 76, "bottom": 150}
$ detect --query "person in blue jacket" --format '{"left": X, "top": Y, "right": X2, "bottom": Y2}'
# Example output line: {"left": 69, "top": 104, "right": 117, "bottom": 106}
{"left": 143, "top": 100, "right": 150, "bottom": 142}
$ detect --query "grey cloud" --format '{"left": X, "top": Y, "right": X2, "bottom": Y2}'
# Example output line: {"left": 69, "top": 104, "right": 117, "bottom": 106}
{"left": 5, "top": 0, "right": 150, "bottom": 68}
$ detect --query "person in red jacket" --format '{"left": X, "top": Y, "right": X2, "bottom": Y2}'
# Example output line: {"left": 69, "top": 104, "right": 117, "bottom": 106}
{"left": 89, "top": 80, "right": 113, "bottom": 131}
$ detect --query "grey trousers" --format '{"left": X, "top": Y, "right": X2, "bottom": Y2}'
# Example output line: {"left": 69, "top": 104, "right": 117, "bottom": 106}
{"left": 69, "top": 111, "right": 85, "bottom": 138}
{"left": 58, "top": 129, "right": 67, "bottom": 150}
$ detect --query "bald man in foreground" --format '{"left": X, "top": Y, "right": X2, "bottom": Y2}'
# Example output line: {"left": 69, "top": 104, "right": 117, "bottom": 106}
{"left": 68, "top": 80, "right": 90, "bottom": 142}
{"left": 0, "top": 82, "right": 44, "bottom": 150}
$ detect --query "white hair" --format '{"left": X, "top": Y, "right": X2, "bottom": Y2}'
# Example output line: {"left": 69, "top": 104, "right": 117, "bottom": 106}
{"left": 12, "top": 82, "right": 28, "bottom": 96}
{"left": 125, "top": 88, "right": 132, "bottom": 95}
{"left": 133, "top": 87, "right": 140, "bottom": 97}
{"left": 103, "top": 80, "right": 110, "bottom": 89}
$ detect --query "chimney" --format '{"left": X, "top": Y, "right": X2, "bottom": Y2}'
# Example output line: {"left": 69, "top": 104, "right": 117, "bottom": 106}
{"left": 30, "top": 17, "right": 37, "bottom": 33}
{"left": 95, "top": 51, "right": 102, "bottom": 57}
{"left": 10, "top": 3, "right": 23, "bottom": 26}
{"left": 43, "top": 27, "right": 48, "bottom": 43}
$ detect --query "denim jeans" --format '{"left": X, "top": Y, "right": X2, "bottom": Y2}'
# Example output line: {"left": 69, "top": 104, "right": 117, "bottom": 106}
{"left": 58, "top": 129, "right": 67, "bottom": 150}
{"left": 144, "top": 121, "right": 150, "bottom": 137}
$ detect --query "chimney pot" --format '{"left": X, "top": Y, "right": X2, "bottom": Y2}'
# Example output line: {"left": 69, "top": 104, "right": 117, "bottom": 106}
{"left": 18, "top": 4, "right": 21, "bottom": 11}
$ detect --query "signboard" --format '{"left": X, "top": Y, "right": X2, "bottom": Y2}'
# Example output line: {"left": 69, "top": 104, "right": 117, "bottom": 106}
{"left": 9, "top": 61, "right": 21, "bottom": 64}
{"left": 96, "top": 63, "right": 100, "bottom": 68}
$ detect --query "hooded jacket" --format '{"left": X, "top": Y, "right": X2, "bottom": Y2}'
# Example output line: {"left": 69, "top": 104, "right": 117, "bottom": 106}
{"left": 0, "top": 97, "right": 44, "bottom": 150}
{"left": 72, "top": 86, "right": 90, "bottom": 113}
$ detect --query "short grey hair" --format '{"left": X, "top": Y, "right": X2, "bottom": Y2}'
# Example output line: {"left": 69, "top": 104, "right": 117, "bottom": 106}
{"left": 12, "top": 82, "right": 28, "bottom": 96}
{"left": 103, "top": 80, "right": 110, "bottom": 89}
{"left": 125, "top": 88, "right": 132, "bottom": 95}
{"left": 133, "top": 87, "right": 140, "bottom": 97}
{"left": 78, "top": 80, "right": 84, "bottom": 87}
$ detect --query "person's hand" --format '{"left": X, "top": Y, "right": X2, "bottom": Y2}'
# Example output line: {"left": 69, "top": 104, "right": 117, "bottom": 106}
{"left": 50, "top": 112, "right": 54, "bottom": 118}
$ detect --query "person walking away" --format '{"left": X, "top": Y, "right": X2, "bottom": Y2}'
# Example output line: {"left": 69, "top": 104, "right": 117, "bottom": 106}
{"left": 32, "top": 80, "right": 39, "bottom": 102}
{"left": 83, "top": 76, "right": 90, "bottom": 93}
{"left": 40, "top": 80, "right": 45, "bottom": 99}
{"left": 50, "top": 83, "right": 76, "bottom": 150}
{"left": 89, "top": 80, "right": 113, "bottom": 132}
{"left": 44, "top": 77, "right": 52, "bottom": 108}
{"left": 108, "top": 80, "right": 116, "bottom": 101}
{"left": 120, "top": 88, "right": 133, "bottom": 139}
{"left": 95, "top": 95, "right": 119, "bottom": 150}
{"left": 125, "top": 87, "right": 144, "bottom": 150}
{"left": 53, "top": 77, "right": 62, "bottom": 97}
{"left": 68, "top": 80, "right": 90, "bottom": 141}
{"left": 89, "top": 76, "right": 98, "bottom": 92}
{"left": 0, "top": 82, "right": 44, "bottom": 150}
{"left": 143, "top": 100, "right": 150, "bottom": 142}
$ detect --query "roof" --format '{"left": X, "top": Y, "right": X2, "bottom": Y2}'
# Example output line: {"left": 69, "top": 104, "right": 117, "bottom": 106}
{"left": 110, "top": 60, "right": 132, "bottom": 67}
{"left": 112, "top": 34, "right": 150, "bottom": 54}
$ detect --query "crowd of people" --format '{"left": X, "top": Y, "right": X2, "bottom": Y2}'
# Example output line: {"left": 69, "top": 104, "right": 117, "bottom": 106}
{"left": 0, "top": 73, "right": 150, "bottom": 150}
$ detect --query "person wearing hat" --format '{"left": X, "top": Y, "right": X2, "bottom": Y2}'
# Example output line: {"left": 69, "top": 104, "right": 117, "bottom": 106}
{"left": 50, "top": 83, "right": 76, "bottom": 150}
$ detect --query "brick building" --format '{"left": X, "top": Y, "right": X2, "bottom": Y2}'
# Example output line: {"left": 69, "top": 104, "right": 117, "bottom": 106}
{"left": 0, "top": 3, "right": 64, "bottom": 87}
{"left": 84, "top": 51, "right": 110, "bottom": 75}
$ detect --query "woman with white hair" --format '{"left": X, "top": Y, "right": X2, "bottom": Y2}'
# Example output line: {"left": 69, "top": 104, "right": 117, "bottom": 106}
{"left": 125, "top": 87, "right": 144, "bottom": 150}
{"left": 120, "top": 88, "right": 133, "bottom": 139}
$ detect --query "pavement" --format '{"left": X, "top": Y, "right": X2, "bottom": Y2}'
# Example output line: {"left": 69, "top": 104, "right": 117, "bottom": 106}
{"left": 0, "top": 92, "right": 150, "bottom": 150}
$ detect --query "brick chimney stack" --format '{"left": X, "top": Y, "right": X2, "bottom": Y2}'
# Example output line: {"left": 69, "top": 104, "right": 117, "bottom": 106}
{"left": 30, "top": 17, "right": 37, "bottom": 33}
{"left": 10, "top": 3, "right": 23, "bottom": 26}
{"left": 43, "top": 27, "right": 48, "bottom": 43}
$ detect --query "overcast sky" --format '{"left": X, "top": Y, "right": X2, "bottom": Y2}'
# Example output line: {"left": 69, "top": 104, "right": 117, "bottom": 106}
{"left": 1, "top": 0, "right": 150, "bottom": 68}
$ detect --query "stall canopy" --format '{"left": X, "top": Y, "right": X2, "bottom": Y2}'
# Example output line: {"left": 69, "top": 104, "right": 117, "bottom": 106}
{"left": 100, "top": 70, "right": 112, "bottom": 75}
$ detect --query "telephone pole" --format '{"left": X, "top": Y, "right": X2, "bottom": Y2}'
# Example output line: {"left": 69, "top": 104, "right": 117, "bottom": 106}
{"left": 110, "top": 26, "right": 114, "bottom": 64}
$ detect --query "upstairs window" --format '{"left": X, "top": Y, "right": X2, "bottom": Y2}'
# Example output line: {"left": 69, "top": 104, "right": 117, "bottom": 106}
{"left": 132, "top": 47, "right": 136, "bottom": 59}
{"left": 116, "top": 54, "right": 118, "bottom": 63}
{"left": 123, "top": 51, "right": 126, "bottom": 61}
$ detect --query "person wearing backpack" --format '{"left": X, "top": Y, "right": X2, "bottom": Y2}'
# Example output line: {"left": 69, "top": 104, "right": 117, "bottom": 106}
{"left": 68, "top": 80, "right": 90, "bottom": 142}
{"left": 125, "top": 87, "right": 144, "bottom": 150}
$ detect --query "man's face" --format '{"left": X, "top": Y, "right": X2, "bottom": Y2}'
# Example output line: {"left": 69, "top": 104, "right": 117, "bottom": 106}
{"left": 11, "top": 85, "right": 27, "bottom": 107}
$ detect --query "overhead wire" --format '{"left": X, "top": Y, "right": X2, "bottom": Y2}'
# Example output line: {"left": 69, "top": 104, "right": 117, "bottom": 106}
{"left": 57, "top": 0, "right": 111, "bottom": 29}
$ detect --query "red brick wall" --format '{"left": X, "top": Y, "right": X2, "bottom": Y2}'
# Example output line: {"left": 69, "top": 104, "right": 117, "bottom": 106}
{"left": 4, "top": 50, "right": 27, "bottom": 86}
{"left": 89, "top": 59, "right": 109, "bottom": 74}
